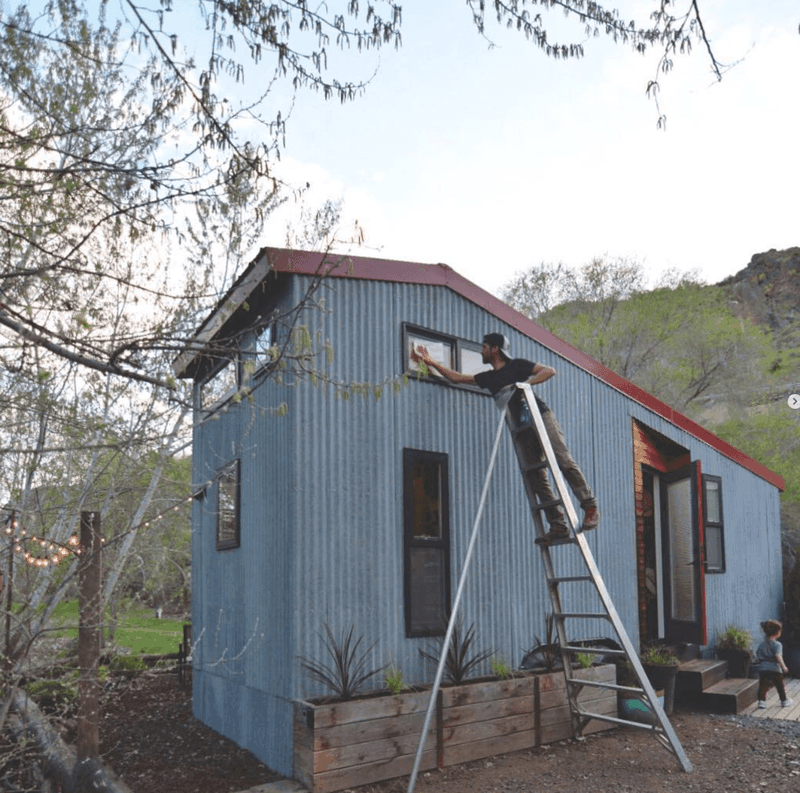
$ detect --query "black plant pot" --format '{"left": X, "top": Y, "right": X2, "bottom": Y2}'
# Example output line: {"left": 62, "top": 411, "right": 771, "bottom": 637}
{"left": 641, "top": 663, "right": 678, "bottom": 715}
{"left": 717, "top": 648, "right": 751, "bottom": 678}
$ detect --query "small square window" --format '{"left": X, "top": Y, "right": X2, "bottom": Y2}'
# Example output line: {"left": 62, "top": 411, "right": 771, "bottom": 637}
{"left": 460, "top": 345, "right": 492, "bottom": 378}
{"left": 406, "top": 332, "right": 453, "bottom": 380}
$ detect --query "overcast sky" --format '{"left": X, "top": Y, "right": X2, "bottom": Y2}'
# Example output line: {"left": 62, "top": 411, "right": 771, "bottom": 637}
{"left": 259, "top": 1, "right": 799, "bottom": 297}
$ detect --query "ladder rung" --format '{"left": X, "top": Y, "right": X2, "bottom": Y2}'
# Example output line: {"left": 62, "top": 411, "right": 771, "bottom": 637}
{"left": 555, "top": 612, "right": 612, "bottom": 621}
{"left": 575, "top": 710, "right": 665, "bottom": 731}
{"left": 566, "top": 679, "right": 645, "bottom": 695}
{"left": 549, "top": 575, "right": 593, "bottom": 584}
{"left": 562, "top": 645, "right": 627, "bottom": 657}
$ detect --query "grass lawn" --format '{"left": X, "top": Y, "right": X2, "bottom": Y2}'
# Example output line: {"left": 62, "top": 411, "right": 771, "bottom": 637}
{"left": 49, "top": 600, "right": 186, "bottom": 655}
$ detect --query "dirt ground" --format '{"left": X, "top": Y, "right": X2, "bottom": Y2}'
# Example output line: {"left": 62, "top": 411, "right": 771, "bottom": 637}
{"left": 88, "top": 672, "right": 800, "bottom": 793}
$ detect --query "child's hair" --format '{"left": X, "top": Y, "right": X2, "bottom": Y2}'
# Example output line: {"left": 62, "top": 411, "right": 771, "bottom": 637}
{"left": 761, "top": 619, "right": 782, "bottom": 637}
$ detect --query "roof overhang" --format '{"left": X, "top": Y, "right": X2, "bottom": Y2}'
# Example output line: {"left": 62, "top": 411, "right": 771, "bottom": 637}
{"left": 174, "top": 247, "right": 786, "bottom": 492}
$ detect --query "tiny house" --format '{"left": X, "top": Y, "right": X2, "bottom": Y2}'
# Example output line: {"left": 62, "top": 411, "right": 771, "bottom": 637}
{"left": 174, "top": 248, "right": 785, "bottom": 775}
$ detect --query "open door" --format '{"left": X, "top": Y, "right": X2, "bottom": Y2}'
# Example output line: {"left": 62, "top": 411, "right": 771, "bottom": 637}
{"left": 661, "top": 462, "right": 707, "bottom": 644}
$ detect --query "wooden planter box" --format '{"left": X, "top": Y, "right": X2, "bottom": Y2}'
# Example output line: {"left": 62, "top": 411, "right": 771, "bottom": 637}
{"left": 294, "top": 689, "right": 436, "bottom": 793}
{"left": 294, "top": 664, "right": 616, "bottom": 793}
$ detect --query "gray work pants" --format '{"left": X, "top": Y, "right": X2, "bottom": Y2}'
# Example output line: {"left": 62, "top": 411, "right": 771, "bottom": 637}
{"left": 535, "top": 410, "right": 596, "bottom": 530}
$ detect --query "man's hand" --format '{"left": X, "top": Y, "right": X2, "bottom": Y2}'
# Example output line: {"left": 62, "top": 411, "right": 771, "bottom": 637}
{"left": 411, "top": 344, "right": 431, "bottom": 365}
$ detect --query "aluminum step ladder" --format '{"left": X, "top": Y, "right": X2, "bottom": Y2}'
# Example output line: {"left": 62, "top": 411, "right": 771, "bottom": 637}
{"left": 504, "top": 382, "right": 692, "bottom": 772}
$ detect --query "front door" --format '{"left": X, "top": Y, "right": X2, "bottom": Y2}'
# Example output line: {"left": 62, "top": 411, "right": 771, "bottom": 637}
{"left": 661, "top": 462, "right": 707, "bottom": 644}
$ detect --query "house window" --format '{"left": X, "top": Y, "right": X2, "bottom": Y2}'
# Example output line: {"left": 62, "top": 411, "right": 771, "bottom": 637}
{"left": 240, "top": 321, "right": 276, "bottom": 383}
{"left": 216, "top": 460, "right": 240, "bottom": 550}
{"left": 703, "top": 475, "right": 725, "bottom": 573}
{"left": 405, "top": 328, "right": 454, "bottom": 381}
{"left": 403, "top": 324, "right": 491, "bottom": 388}
{"left": 200, "top": 355, "right": 238, "bottom": 411}
{"left": 403, "top": 449, "right": 451, "bottom": 637}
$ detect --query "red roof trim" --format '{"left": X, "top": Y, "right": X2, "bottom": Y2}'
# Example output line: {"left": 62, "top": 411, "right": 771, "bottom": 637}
{"left": 263, "top": 248, "right": 784, "bottom": 491}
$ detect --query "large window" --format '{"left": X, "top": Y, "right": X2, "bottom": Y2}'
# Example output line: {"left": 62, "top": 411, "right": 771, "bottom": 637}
{"left": 403, "top": 449, "right": 451, "bottom": 637}
{"left": 403, "top": 324, "right": 491, "bottom": 389}
{"left": 702, "top": 475, "right": 725, "bottom": 573}
{"left": 216, "top": 460, "right": 241, "bottom": 550}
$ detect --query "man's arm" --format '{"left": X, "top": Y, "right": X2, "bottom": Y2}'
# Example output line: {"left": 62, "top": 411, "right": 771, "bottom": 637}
{"left": 410, "top": 345, "right": 477, "bottom": 385}
{"left": 527, "top": 363, "right": 556, "bottom": 385}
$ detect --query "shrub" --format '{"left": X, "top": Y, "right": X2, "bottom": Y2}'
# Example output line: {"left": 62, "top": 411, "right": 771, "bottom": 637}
{"left": 384, "top": 665, "right": 405, "bottom": 695}
{"left": 24, "top": 679, "right": 77, "bottom": 711}
{"left": 109, "top": 654, "right": 147, "bottom": 673}
{"left": 716, "top": 625, "right": 752, "bottom": 652}
{"left": 490, "top": 656, "right": 514, "bottom": 680}
{"left": 641, "top": 646, "right": 679, "bottom": 666}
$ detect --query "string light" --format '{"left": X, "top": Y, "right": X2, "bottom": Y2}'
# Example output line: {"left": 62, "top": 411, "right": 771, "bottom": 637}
{"left": 3, "top": 491, "right": 197, "bottom": 568}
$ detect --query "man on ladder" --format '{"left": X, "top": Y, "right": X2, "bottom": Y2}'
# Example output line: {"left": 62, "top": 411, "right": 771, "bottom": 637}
{"left": 411, "top": 332, "right": 599, "bottom": 541}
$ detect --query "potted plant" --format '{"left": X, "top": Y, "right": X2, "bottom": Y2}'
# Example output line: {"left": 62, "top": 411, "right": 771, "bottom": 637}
{"left": 640, "top": 646, "right": 679, "bottom": 715}
{"left": 616, "top": 661, "right": 664, "bottom": 725}
{"left": 715, "top": 625, "right": 753, "bottom": 678}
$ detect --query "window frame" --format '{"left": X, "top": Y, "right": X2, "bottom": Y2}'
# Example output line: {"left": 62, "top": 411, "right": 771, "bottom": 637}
{"left": 402, "top": 323, "right": 492, "bottom": 393}
{"left": 702, "top": 474, "right": 725, "bottom": 574}
{"left": 403, "top": 448, "right": 451, "bottom": 638}
{"left": 216, "top": 459, "right": 241, "bottom": 551}
{"left": 199, "top": 348, "right": 240, "bottom": 413}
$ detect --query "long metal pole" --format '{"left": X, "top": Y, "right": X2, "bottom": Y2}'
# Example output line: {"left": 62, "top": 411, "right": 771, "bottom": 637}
{"left": 406, "top": 406, "right": 508, "bottom": 793}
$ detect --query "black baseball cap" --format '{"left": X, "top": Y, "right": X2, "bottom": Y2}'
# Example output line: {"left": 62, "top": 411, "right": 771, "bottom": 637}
{"left": 482, "top": 333, "right": 511, "bottom": 361}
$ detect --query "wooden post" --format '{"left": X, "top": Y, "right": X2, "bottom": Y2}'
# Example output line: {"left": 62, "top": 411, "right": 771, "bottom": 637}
{"left": 77, "top": 510, "right": 102, "bottom": 761}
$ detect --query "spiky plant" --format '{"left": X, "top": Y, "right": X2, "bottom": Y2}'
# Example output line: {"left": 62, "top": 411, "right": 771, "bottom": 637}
{"left": 299, "top": 623, "right": 387, "bottom": 700}
{"left": 419, "top": 616, "right": 494, "bottom": 685}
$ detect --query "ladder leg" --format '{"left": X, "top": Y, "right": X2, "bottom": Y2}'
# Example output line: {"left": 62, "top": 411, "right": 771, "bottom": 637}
{"left": 513, "top": 383, "right": 693, "bottom": 773}
{"left": 406, "top": 407, "right": 508, "bottom": 793}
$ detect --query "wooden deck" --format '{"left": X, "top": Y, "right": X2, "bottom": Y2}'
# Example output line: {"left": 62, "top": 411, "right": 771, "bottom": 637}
{"left": 741, "top": 676, "right": 800, "bottom": 720}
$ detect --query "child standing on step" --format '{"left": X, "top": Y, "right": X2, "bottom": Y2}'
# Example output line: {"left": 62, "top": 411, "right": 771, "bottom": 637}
{"left": 756, "top": 619, "right": 792, "bottom": 709}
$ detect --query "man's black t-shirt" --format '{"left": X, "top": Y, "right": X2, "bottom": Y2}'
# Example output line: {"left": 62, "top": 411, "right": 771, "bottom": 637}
{"left": 473, "top": 358, "right": 550, "bottom": 412}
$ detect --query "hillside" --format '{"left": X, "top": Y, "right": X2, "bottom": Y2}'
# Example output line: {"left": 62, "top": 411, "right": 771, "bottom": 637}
{"left": 720, "top": 247, "right": 800, "bottom": 358}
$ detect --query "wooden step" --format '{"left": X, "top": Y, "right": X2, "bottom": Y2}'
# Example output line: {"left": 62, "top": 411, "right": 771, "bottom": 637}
{"left": 696, "top": 677, "right": 759, "bottom": 715}
{"left": 675, "top": 659, "right": 728, "bottom": 699}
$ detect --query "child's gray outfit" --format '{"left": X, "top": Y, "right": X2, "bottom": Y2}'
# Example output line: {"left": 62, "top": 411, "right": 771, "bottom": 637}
{"left": 756, "top": 637, "right": 787, "bottom": 702}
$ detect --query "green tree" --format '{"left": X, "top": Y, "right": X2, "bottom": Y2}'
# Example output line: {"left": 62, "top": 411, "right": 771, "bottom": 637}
{"left": 502, "top": 258, "right": 776, "bottom": 416}
{"left": 0, "top": 0, "right": 727, "bottom": 385}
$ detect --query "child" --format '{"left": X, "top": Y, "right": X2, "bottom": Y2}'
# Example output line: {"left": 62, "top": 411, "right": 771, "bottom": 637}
{"left": 756, "top": 619, "right": 793, "bottom": 708}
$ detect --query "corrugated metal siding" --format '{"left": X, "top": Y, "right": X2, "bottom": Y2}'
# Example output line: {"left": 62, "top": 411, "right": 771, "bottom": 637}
{"left": 191, "top": 303, "right": 298, "bottom": 775}
{"left": 288, "top": 275, "right": 650, "bottom": 696}
{"left": 191, "top": 271, "right": 783, "bottom": 773}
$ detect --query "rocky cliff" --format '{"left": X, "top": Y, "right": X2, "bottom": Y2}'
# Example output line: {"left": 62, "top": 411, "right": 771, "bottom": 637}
{"left": 719, "top": 247, "right": 800, "bottom": 362}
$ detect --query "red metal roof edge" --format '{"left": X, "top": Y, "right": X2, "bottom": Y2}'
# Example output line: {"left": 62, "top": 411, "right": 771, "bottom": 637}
{"left": 261, "top": 247, "right": 785, "bottom": 491}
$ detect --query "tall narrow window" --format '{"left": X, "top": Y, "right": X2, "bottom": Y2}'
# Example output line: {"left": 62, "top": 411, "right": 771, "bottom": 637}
{"left": 702, "top": 475, "right": 725, "bottom": 573}
{"left": 216, "top": 460, "right": 241, "bottom": 550}
{"left": 403, "top": 449, "right": 451, "bottom": 637}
